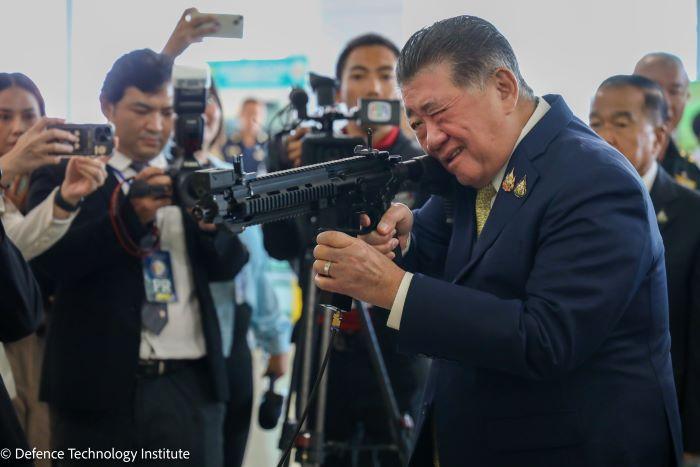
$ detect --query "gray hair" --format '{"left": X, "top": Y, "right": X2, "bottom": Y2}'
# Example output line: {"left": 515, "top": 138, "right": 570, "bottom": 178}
{"left": 397, "top": 15, "right": 533, "bottom": 98}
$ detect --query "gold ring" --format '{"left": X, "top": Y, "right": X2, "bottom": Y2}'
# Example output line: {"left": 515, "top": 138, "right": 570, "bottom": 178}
{"left": 322, "top": 260, "right": 332, "bottom": 277}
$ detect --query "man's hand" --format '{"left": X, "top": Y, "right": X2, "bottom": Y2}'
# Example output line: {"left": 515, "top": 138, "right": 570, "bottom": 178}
{"left": 129, "top": 167, "right": 172, "bottom": 225}
{"left": 313, "top": 230, "right": 406, "bottom": 309}
{"left": 162, "top": 8, "right": 220, "bottom": 59}
{"left": 0, "top": 117, "right": 77, "bottom": 185}
{"left": 359, "top": 203, "right": 413, "bottom": 259}
{"left": 265, "top": 353, "right": 289, "bottom": 379}
{"left": 60, "top": 157, "right": 108, "bottom": 206}
{"left": 285, "top": 127, "right": 311, "bottom": 168}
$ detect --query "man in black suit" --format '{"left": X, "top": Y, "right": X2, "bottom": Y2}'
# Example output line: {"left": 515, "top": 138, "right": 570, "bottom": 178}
{"left": 0, "top": 195, "right": 42, "bottom": 464}
{"left": 635, "top": 53, "right": 700, "bottom": 191}
{"left": 28, "top": 50, "right": 247, "bottom": 466}
{"left": 590, "top": 74, "right": 700, "bottom": 464}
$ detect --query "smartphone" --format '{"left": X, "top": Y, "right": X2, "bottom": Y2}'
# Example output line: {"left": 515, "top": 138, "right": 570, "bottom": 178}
{"left": 47, "top": 123, "right": 114, "bottom": 156}
{"left": 191, "top": 13, "right": 244, "bottom": 39}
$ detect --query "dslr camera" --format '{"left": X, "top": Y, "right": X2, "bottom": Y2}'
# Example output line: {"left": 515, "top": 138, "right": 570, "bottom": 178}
{"left": 130, "top": 66, "right": 209, "bottom": 206}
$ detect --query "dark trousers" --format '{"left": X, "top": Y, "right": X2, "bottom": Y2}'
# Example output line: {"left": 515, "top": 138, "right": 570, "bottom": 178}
{"left": 51, "top": 362, "right": 224, "bottom": 467}
{"left": 223, "top": 303, "right": 253, "bottom": 467}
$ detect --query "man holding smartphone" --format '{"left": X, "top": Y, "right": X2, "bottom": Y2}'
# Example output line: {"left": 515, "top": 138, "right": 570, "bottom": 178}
{"left": 28, "top": 49, "right": 248, "bottom": 466}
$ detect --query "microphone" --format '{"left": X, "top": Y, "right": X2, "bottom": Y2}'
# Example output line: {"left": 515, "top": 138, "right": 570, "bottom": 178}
{"left": 289, "top": 87, "right": 309, "bottom": 120}
{"left": 258, "top": 375, "right": 284, "bottom": 430}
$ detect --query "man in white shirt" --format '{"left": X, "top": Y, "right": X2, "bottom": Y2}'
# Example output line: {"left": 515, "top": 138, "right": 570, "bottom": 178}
{"left": 28, "top": 49, "right": 247, "bottom": 467}
{"left": 590, "top": 74, "right": 700, "bottom": 465}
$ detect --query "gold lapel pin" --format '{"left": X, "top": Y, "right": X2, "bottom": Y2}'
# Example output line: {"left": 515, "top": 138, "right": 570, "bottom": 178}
{"left": 657, "top": 210, "right": 668, "bottom": 224}
{"left": 502, "top": 168, "right": 515, "bottom": 192}
{"left": 514, "top": 175, "right": 527, "bottom": 198}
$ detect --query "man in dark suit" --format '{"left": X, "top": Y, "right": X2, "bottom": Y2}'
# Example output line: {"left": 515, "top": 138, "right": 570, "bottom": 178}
{"left": 313, "top": 16, "right": 683, "bottom": 467}
{"left": 0, "top": 202, "right": 41, "bottom": 465}
{"left": 590, "top": 74, "right": 700, "bottom": 464}
{"left": 28, "top": 50, "right": 247, "bottom": 466}
{"left": 635, "top": 53, "right": 700, "bottom": 191}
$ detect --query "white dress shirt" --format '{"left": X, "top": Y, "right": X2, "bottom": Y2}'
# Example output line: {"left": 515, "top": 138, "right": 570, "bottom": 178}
{"left": 388, "top": 97, "right": 551, "bottom": 330}
{"left": 0, "top": 188, "right": 77, "bottom": 260}
{"left": 108, "top": 151, "right": 206, "bottom": 360}
{"left": 641, "top": 160, "right": 658, "bottom": 192}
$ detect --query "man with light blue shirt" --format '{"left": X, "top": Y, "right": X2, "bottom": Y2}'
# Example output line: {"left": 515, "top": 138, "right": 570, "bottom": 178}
{"left": 206, "top": 155, "right": 292, "bottom": 364}
{"left": 312, "top": 15, "right": 682, "bottom": 467}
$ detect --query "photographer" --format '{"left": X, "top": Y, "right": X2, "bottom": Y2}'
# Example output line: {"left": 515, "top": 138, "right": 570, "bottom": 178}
{"left": 0, "top": 214, "right": 42, "bottom": 462}
{"left": 27, "top": 49, "right": 247, "bottom": 466}
{"left": 267, "top": 34, "right": 430, "bottom": 467}
{"left": 0, "top": 72, "right": 107, "bottom": 465}
{"left": 0, "top": 73, "right": 107, "bottom": 259}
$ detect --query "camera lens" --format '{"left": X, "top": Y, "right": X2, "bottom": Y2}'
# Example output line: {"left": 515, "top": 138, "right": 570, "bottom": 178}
{"left": 96, "top": 126, "right": 112, "bottom": 142}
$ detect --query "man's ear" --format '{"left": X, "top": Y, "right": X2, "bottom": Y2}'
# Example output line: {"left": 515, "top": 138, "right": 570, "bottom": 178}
{"left": 491, "top": 68, "right": 519, "bottom": 113}
{"left": 100, "top": 95, "right": 115, "bottom": 122}
{"left": 652, "top": 122, "right": 669, "bottom": 156}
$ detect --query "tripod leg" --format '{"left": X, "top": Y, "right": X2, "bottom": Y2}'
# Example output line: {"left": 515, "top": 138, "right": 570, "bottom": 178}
{"left": 299, "top": 259, "right": 319, "bottom": 419}
{"left": 308, "top": 303, "right": 331, "bottom": 466}
{"left": 355, "top": 301, "right": 412, "bottom": 466}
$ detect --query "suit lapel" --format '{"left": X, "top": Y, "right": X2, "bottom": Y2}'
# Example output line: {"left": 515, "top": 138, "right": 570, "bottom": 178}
{"left": 451, "top": 94, "right": 573, "bottom": 283}
{"left": 650, "top": 167, "right": 680, "bottom": 233}
{"left": 454, "top": 152, "right": 540, "bottom": 282}
{"left": 444, "top": 184, "right": 476, "bottom": 281}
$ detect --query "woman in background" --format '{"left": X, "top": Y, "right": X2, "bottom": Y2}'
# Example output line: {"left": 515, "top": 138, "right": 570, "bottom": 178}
{"left": 0, "top": 72, "right": 107, "bottom": 464}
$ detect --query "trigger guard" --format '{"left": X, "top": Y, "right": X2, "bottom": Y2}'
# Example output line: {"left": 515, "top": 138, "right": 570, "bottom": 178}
{"left": 359, "top": 211, "right": 381, "bottom": 235}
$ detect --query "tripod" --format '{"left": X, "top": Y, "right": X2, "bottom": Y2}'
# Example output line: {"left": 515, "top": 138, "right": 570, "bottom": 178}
{"left": 278, "top": 247, "right": 414, "bottom": 467}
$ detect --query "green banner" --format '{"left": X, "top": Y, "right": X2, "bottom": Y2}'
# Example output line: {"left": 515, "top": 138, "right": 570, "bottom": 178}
{"left": 209, "top": 56, "right": 308, "bottom": 90}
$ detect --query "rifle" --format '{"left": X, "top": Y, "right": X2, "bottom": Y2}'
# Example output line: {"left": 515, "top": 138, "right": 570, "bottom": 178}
{"left": 191, "top": 145, "right": 447, "bottom": 311}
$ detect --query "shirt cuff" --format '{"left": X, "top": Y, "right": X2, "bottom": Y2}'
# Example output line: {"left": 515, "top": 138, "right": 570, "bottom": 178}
{"left": 387, "top": 272, "right": 413, "bottom": 330}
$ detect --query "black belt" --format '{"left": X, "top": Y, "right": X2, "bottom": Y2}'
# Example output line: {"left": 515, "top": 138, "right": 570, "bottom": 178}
{"left": 136, "top": 358, "right": 205, "bottom": 377}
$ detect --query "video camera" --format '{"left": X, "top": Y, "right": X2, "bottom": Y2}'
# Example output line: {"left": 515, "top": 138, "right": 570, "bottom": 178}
{"left": 267, "top": 72, "right": 402, "bottom": 171}
{"left": 130, "top": 65, "right": 209, "bottom": 207}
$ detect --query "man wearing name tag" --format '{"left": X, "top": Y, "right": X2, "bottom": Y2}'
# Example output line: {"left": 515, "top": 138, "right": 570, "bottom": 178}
{"left": 28, "top": 49, "right": 247, "bottom": 466}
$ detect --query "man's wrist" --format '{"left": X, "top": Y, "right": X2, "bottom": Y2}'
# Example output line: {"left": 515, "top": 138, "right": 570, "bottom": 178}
{"left": 380, "top": 265, "right": 407, "bottom": 310}
{"left": 0, "top": 158, "right": 11, "bottom": 188}
{"left": 55, "top": 187, "right": 82, "bottom": 212}
{"left": 387, "top": 272, "right": 413, "bottom": 330}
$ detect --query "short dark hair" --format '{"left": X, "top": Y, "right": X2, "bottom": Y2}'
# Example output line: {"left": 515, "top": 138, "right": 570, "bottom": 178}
{"left": 598, "top": 74, "right": 669, "bottom": 125}
{"left": 100, "top": 49, "right": 173, "bottom": 104}
{"left": 0, "top": 72, "right": 46, "bottom": 116}
{"left": 396, "top": 16, "right": 533, "bottom": 98}
{"left": 335, "top": 33, "right": 400, "bottom": 82}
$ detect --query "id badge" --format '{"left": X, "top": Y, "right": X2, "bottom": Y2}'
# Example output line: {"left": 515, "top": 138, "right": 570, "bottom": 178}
{"left": 142, "top": 251, "right": 177, "bottom": 303}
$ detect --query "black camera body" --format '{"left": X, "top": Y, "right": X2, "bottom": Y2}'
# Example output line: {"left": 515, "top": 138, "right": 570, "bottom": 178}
{"left": 48, "top": 123, "right": 114, "bottom": 156}
{"left": 169, "top": 66, "right": 209, "bottom": 208}
{"left": 267, "top": 72, "right": 403, "bottom": 171}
